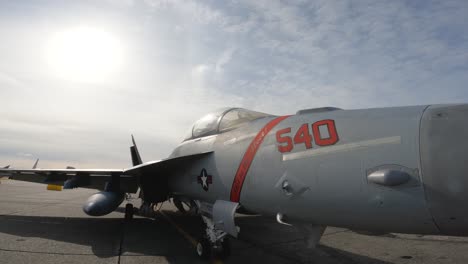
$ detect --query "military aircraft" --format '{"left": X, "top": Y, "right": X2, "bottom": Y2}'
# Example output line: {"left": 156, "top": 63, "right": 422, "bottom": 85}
{"left": 1, "top": 104, "right": 468, "bottom": 259}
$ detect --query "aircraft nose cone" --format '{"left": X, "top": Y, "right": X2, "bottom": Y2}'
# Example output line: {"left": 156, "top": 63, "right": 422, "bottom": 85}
{"left": 420, "top": 104, "right": 468, "bottom": 235}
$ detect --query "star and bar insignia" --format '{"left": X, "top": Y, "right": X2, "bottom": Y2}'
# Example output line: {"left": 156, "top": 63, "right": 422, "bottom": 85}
{"left": 197, "top": 168, "right": 212, "bottom": 192}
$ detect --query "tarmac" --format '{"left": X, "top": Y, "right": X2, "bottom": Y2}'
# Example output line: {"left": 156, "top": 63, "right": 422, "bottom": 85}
{"left": 1, "top": 179, "right": 468, "bottom": 264}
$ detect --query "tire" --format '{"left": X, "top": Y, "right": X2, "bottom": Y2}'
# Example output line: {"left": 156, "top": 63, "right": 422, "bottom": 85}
{"left": 196, "top": 237, "right": 211, "bottom": 259}
{"left": 210, "top": 238, "right": 231, "bottom": 259}
{"left": 219, "top": 238, "right": 231, "bottom": 259}
{"left": 125, "top": 203, "right": 134, "bottom": 221}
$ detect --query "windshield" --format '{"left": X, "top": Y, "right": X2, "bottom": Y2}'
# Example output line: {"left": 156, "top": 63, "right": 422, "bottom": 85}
{"left": 219, "top": 108, "right": 270, "bottom": 132}
{"left": 192, "top": 112, "right": 223, "bottom": 138}
{"left": 184, "top": 108, "right": 272, "bottom": 141}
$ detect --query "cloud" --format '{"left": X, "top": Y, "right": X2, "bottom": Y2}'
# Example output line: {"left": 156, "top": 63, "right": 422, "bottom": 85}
{"left": 215, "top": 48, "right": 235, "bottom": 73}
{"left": 0, "top": 71, "right": 22, "bottom": 87}
{"left": 0, "top": 1, "right": 467, "bottom": 168}
{"left": 16, "top": 152, "right": 33, "bottom": 157}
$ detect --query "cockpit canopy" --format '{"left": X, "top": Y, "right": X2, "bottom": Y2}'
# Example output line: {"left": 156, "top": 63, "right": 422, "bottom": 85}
{"left": 184, "top": 108, "right": 272, "bottom": 141}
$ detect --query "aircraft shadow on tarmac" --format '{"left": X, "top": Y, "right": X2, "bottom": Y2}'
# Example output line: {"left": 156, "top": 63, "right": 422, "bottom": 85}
{"left": 0, "top": 209, "right": 391, "bottom": 264}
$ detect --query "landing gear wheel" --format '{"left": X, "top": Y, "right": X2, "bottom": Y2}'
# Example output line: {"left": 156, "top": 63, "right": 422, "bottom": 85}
{"left": 125, "top": 203, "right": 134, "bottom": 221}
{"left": 211, "top": 238, "right": 231, "bottom": 259}
{"left": 196, "top": 237, "right": 211, "bottom": 260}
{"left": 219, "top": 238, "right": 231, "bottom": 259}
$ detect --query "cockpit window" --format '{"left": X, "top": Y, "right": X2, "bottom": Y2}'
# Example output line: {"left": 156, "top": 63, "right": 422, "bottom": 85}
{"left": 219, "top": 108, "right": 270, "bottom": 132}
{"left": 184, "top": 107, "right": 272, "bottom": 141}
{"left": 192, "top": 112, "right": 223, "bottom": 138}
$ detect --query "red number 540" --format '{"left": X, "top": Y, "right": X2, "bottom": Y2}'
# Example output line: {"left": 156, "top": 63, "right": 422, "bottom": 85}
{"left": 276, "top": 119, "right": 339, "bottom": 153}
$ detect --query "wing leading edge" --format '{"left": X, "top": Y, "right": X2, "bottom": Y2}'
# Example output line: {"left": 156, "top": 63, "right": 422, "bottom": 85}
{"left": 0, "top": 151, "right": 213, "bottom": 197}
{"left": 0, "top": 167, "right": 137, "bottom": 192}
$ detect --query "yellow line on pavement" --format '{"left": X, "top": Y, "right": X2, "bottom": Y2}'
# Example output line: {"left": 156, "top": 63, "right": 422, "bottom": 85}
{"left": 159, "top": 211, "right": 198, "bottom": 246}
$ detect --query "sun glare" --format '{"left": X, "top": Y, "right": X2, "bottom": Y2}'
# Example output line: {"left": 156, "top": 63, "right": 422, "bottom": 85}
{"left": 45, "top": 26, "right": 124, "bottom": 83}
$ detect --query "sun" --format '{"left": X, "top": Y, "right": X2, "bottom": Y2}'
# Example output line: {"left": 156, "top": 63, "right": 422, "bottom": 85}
{"left": 45, "top": 26, "right": 124, "bottom": 83}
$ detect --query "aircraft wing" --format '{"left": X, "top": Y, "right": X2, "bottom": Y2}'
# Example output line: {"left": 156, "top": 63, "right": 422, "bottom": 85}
{"left": 124, "top": 152, "right": 213, "bottom": 175}
{"left": 0, "top": 167, "right": 138, "bottom": 193}
{"left": 0, "top": 151, "right": 213, "bottom": 196}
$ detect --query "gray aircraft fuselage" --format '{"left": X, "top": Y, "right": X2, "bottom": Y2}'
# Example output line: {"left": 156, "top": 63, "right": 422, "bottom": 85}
{"left": 167, "top": 104, "right": 468, "bottom": 236}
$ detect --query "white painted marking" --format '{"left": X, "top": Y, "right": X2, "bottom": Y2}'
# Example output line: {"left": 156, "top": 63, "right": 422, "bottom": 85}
{"left": 282, "top": 136, "right": 401, "bottom": 161}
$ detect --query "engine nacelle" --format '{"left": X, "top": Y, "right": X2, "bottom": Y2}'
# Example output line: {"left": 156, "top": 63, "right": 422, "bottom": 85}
{"left": 82, "top": 191, "right": 125, "bottom": 216}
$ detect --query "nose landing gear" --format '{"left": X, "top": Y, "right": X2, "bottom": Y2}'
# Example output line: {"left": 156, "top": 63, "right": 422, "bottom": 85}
{"left": 194, "top": 200, "right": 239, "bottom": 259}
{"left": 196, "top": 215, "right": 231, "bottom": 259}
{"left": 196, "top": 236, "right": 231, "bottom": 260}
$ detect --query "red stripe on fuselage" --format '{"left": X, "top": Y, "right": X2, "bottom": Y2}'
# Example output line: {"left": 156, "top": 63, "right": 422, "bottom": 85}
{"left": 230, "top": 115, "right": 291, "bottom": 202}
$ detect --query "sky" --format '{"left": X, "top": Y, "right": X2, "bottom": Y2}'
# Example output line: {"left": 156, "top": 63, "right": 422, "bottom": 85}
{"left": 0, "top": 0, "right": 467, "bottom": 169}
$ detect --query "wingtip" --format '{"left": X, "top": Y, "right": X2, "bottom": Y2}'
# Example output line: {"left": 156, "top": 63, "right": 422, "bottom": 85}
{"left": 131, "top": 134, "right": 136, "bottom": 146}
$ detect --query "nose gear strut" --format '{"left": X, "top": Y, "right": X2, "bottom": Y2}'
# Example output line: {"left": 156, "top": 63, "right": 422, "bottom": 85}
{"left": 195, "top": 200, "right": 239, "bottom": 259}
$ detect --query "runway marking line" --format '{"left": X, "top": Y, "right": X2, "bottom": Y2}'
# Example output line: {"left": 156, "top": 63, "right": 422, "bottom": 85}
{"left": 158, "top": 211, "right": 224, "bottom": 264}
